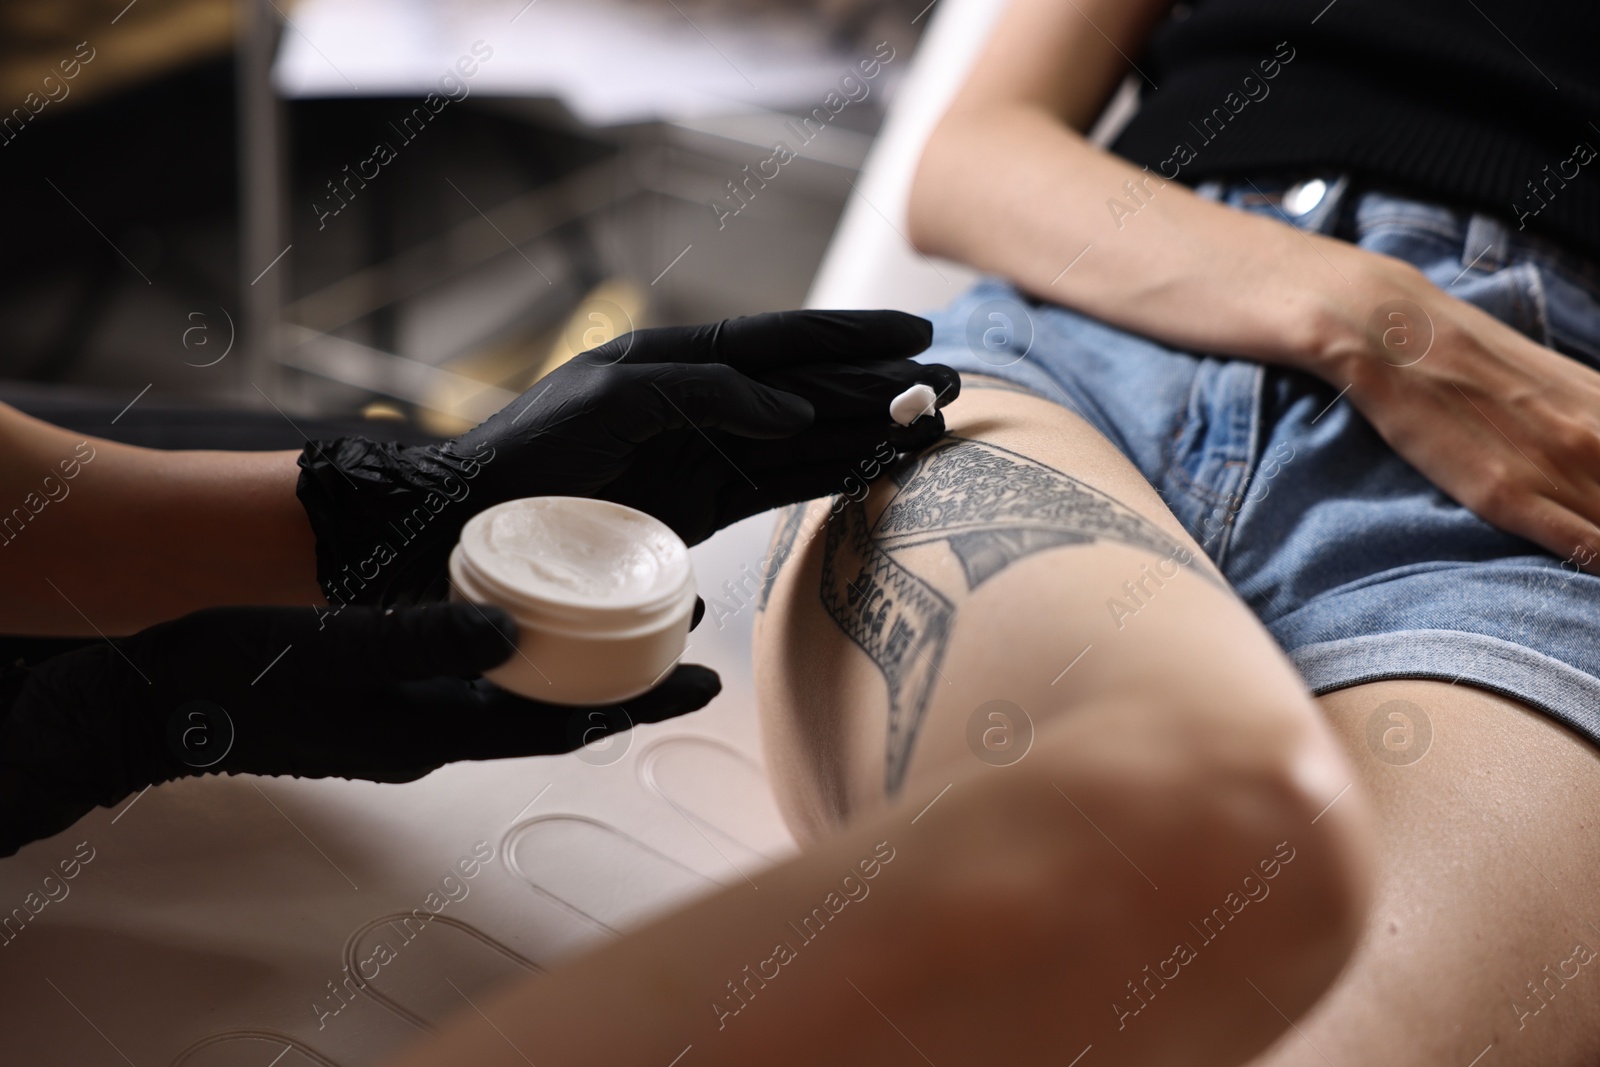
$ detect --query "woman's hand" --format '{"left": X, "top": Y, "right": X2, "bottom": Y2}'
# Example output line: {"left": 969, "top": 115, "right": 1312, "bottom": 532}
{"left": 1312, "top": 241, "right": 1600, "bottom": 570}
{"left": 297, "top": 310, "right": 960, "bottom": 607}
{"left": 0, "top": 601, "right": 721, "bottom": 856}
{"left": 908, "top": 0, "right": 1600, "bottom": 568}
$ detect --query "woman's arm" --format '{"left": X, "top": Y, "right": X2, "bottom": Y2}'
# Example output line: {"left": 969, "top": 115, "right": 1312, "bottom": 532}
{"left": 0, "top": 401, "right": 322, "bottom": 635}
{"left": 908, "top": 0, "right": 1375, "bottom": 371}
{"left": 909, "top": 0, "right": 1600, "bottom": 567}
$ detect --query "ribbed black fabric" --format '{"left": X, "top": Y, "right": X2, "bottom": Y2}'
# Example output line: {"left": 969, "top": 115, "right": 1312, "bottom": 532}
{"left": 1110, "top": 0, "right": 1600, "bottom": 262}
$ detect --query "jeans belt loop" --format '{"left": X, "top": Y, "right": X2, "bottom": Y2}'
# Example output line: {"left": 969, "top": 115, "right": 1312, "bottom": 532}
{"left": 1463, "top": 213, "right": 1512, "bottom": 272}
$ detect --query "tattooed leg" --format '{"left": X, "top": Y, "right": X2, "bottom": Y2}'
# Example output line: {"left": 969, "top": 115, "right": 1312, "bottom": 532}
{"left": 818, "top": 436, "right": 1228, "bottom": 794}
{"left": 755, "top": 379, "right": 1349, "bottom": 828}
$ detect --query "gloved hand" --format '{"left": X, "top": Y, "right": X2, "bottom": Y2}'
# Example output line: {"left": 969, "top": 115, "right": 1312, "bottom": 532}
{"left": 297, "top": 310, "right": 958, "bottom": 606}
{"left": 0, "top": 602, "right": 719, "bottom": 857}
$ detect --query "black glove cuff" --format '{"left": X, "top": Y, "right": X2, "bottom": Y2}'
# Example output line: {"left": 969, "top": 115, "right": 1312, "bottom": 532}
{"left": 296, "top": 437, "right": 492, "bottom": 609}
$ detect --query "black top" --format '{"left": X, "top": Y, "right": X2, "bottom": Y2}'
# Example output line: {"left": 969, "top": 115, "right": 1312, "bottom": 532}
{"left": 1110, "top": 0, "right": 1600, "bottom": 262}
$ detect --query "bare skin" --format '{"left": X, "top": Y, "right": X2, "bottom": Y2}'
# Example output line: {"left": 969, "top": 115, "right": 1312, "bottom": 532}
{"left": 752, "top": 384, "right": 1600, "bottom": 1066}
{"left": 1249, "top": 680, "right": 1600, "bottom": 1067}
{"left": 0, "top": 401, "right": 321, "bottom": 634}
{"left": 753, "top": 379, "right": 1375, "bottom": 1064}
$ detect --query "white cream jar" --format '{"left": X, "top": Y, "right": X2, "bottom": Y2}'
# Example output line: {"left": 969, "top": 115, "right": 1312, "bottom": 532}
{"left": 448, "top": 497, "right": 696, "bottom": 706}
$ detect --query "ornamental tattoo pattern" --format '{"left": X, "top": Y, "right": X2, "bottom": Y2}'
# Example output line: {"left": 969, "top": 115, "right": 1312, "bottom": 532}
{"left": 819, "top": 437, "right": 1214, "bottom": 795}
{"left": 758, "top": 503, "right": 808, "bottom": 612}
{"left": 873, "top": 439, "right": 1189, "bottom": 587}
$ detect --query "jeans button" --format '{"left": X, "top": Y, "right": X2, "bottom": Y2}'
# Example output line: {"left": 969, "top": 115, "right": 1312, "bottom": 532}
{"left": 1283, "top": 178, "right": 1327, "bottom": 217}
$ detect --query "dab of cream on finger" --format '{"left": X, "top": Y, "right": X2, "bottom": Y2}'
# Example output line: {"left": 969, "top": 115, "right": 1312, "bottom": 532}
{"left": 889, "top": 383, "right": 938, "bottom": 427}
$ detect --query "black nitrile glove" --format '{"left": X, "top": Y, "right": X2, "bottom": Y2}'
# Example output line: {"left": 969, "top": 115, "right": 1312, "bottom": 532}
{"left": 0, "top": 602, "right": 719, "bottom": 857}
{"left": 297, "top": 310, "right": 958, "bottom": 606}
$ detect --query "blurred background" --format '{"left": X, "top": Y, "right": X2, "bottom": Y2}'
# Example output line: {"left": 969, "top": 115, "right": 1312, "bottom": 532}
{"left": 0, "top": 0, "right": 927, "bottom": 436}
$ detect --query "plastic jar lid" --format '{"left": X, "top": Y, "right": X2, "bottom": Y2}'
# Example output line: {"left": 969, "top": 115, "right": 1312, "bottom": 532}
{"left": 449, "top": 497, "right": 695, "bottom": 638}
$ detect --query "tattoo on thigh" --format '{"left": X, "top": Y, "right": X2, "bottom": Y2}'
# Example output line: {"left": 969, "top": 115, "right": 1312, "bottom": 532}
{"left": 758, "top": 503, "right": 809, "bottom": 612}
{"left": 821, "top": 499, "right": 955, "bottom": 795}
{"left": 820, "top": 437, "right": 1214, "bottom": 794}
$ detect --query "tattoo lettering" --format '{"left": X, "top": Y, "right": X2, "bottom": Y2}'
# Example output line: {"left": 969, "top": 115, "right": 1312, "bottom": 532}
{"left": 821, "top": 437, "right": 1214, "bottom": 794}
{"left": 821, "top": 499, "right": 954, "bottom": 793}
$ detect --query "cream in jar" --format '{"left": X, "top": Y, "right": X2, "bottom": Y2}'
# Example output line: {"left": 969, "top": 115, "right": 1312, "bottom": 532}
{"left": 448, "top": 497, "right": 696, "bottom": 705}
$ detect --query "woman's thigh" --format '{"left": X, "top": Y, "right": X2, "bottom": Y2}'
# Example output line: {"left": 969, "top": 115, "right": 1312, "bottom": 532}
{"left": 1249, "top": 679, "right": 1600, "bottom": 1067}
{"left": 753, "top": 376, "right": 1343, "bottom": 838}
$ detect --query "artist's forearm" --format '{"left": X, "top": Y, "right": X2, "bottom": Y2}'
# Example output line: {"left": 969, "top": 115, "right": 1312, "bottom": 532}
{"left": 909, "top": 105, "right": 1399, "bottom": 378}
{"left": 0, "top": 406, "right": 322, "bottom": 635}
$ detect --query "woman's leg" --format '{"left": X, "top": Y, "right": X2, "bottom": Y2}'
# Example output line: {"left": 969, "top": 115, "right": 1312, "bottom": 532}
{"left": 1246, "top": 679, "right": 1600, "bottom": 1067}
{"left": 748, "top": 376, "right": 1374, "bottom": 1063}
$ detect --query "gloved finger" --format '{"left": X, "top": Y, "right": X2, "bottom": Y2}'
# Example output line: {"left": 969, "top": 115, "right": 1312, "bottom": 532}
{"left": 754, "top": 361, "right": 961, "bottom": 421}
{"left": 735, "top": 412, "right": 947, "bottom": 470}
{"left": 691, "top": 596, "right": 706, "bottom": 631}
{"left": 552, "top": 665, "right": 723, "bottom": 754}
{"left": 613, "top": 664, "right": 723, "bottom": 724}
{"left": 715, "top": 310, "right": 934, "bottom": 372}
{"left": 628, "top": 364, "right": 814, "bottom": 441}
{"left": 609, "top": 311, "right": 932, "bottom": 373}
{"left": 435, "top": 665, "right": 723, "bottom": 760}
{"left": 314, "top": 602, "right": 520, "bottom": 683}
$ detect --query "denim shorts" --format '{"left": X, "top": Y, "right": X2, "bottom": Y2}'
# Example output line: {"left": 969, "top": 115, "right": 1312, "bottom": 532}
{"left": 919, "top": 174, "right": 1600, "bottom": 748}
